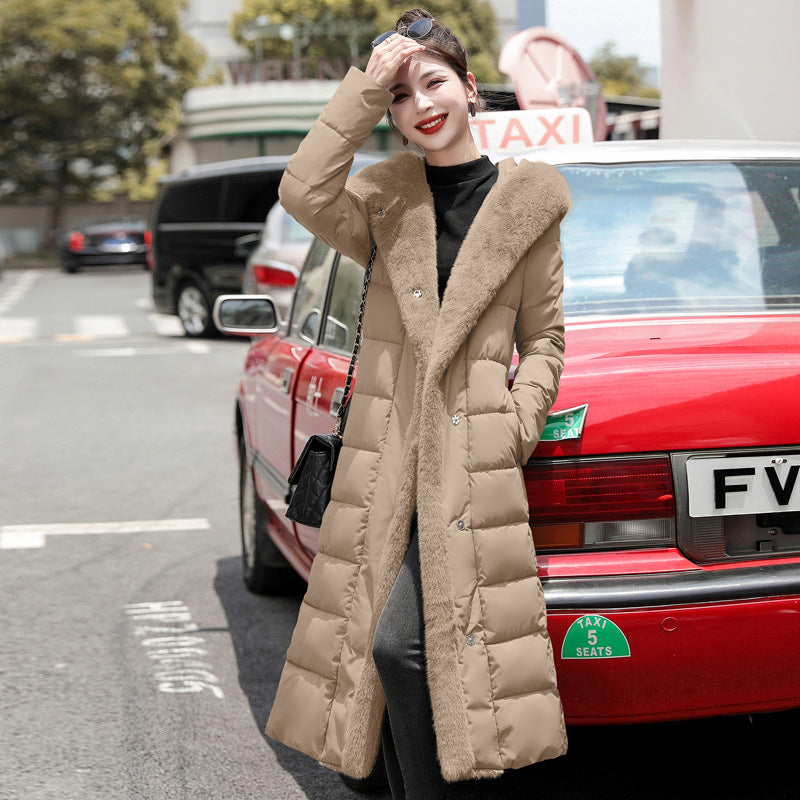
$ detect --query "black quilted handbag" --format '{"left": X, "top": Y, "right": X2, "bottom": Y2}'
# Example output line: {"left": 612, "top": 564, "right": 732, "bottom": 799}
{"left": 285, "top": 242, "right": 376, "bottom": 528}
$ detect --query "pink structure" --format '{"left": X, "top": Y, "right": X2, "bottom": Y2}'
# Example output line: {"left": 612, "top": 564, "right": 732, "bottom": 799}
{"left": 499, "top": 27, "right": 608, "bottom": 142}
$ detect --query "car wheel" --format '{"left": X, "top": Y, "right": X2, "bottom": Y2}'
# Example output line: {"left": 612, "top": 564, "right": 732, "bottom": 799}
{"left": 239, "top": 438, "right": 300, "bottom": 595}
{"left": 62, "top": 262, "right": 79, "bottom": 274}
{"left": 338, "top": 750, "right": 389, "bottom": 795}
{"left": 176, "top": 281, "right": 214, "bottom": 337}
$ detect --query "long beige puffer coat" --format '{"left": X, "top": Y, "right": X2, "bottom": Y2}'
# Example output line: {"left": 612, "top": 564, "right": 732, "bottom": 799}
{"left": 266, "top": 67, "right": 570, "bottom": 782}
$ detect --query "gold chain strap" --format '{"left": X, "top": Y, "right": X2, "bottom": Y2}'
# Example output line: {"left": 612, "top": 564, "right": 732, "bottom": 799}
{"left": 333, "top": 242, "right": 377, "bottom": 437}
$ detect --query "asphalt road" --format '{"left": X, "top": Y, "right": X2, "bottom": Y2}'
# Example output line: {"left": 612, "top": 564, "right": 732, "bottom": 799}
{"left": 2, "top": 266, "right": 799, "bottom": 800}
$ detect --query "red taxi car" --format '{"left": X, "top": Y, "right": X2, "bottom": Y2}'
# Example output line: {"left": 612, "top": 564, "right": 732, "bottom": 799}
{"left": 216, "top": 141, "right": 800, "bottom": 725}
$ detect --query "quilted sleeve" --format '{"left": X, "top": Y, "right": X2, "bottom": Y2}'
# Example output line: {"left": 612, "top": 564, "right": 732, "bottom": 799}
{"left": 512, "top": 220, "right": 567, "bottom": 464}
{"left": 278, "top": 68, "right": 393, "bottom": 266}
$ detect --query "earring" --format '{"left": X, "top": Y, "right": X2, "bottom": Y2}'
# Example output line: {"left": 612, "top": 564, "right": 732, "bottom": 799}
{"left": 402, "top": 135, "right": 408, "bottom": 146}
{"left": 468, "top": 100, "right": 477, "bottom": 117}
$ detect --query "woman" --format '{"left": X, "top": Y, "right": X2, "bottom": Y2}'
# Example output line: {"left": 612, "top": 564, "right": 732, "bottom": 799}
{"left": 266, "top": 9, "right": 570, "bottom": 798}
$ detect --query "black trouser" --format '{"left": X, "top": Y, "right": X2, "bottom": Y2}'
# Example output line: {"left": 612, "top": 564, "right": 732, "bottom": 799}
{"left": 372, "top": 512, "right": 446, "bottom": 800}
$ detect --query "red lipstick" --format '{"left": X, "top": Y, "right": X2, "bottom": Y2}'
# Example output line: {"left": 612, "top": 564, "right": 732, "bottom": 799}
{"left": 415, "top": 113, "right": 448, "bottom": 135}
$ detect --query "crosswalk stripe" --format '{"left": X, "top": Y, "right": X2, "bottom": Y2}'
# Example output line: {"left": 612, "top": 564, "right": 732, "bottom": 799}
{"left": 148, "top": 313, "right": 185, "bottom": 336}
{"left": 74, "top": 315, "right": 129, "bottom": 337}
{"left": 0, "top": 271, "right": 40, "bottom": 314}
{"left": 0, "top": 317, "right": 38, "bottom": 342}
{"left": 0, "top": 312, "right": 213, "bottom": 347}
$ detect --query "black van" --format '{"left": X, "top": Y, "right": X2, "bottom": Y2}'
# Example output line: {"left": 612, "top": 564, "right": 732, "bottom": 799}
{"left": 149, "top": 156, "right": 291, "bottom": 336}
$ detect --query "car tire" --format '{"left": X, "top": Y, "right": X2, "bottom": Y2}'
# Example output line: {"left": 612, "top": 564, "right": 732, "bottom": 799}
{"left": 239, "top": 438, "right": 300, "bottom": 595}
{"left": 338, "top": 750, "right": 389, "bottom": 795}
{"left": 176, "top": 280, "right": 214, "bottom": 337}
{"left": 63, "top": 263, "right": 79, "bottom": 274}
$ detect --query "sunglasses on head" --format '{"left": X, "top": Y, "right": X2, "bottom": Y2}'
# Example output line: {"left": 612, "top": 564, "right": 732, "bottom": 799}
{"left": 372, "top": 17, "right": 435, "bottom": 48}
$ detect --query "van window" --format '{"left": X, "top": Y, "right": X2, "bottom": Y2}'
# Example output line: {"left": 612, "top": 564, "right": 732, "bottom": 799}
{"left": 159, "top": 179, "right": 220, "bottom": 224}
{"left": 222, "top": 175, "right": 281, "bottom": 223}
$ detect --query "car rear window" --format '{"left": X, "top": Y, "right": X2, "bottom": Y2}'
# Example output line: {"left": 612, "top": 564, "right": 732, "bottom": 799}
{"left": 558, "top": 160, "right": 800, "bottom": 317}
{"left": 282, "top": 212, "right": 313, "bottom": 244}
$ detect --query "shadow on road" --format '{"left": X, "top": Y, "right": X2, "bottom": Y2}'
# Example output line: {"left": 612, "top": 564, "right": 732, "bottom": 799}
{"left": 216, "top": 552, "right": 800, "bottom": 799}
{"left": 214, "top": 555, "right": 387, "bottom": 799}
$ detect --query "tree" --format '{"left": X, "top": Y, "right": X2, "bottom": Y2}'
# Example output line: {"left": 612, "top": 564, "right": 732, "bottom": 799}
{"left": 231, "top": 0, "right": 501, "bottom": 84}
{"left": 231, "top": 0, "right": 383, "bottom": 79}
{"left": 0, "top": 0, "right": 205, "bottom": 240}
{"left": 589, "top": 41, "right": 660, "bottom": 99}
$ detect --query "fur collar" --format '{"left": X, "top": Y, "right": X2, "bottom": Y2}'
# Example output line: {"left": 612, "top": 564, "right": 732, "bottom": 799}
{"left": 348, "top": 152, "right": 570, "bottom": 379}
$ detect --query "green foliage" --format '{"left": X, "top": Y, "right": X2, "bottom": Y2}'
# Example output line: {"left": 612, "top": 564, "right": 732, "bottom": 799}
{"left": 0, "top": 0, "right": 204, "bottom": 212}
{"left": 231, "top": 0, "right": 383, "bottom": 73}
{"left": 589, "top": 41, "right": 660, "bottom": 99}
{"left": 231, "top": 0, "right": 501, "bottom": 83}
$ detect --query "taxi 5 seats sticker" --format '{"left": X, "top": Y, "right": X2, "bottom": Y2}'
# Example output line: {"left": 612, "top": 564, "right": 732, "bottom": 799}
{"left": 561, "top": 615, "right": 631, "bottom": 659}
{"left": 540, "top": 404, "right": 588, "bottom": 442}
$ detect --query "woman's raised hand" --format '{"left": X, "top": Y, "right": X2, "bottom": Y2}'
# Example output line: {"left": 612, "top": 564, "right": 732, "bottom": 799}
{"left": 365, "top": 34, "right": 425, "bottom": 89}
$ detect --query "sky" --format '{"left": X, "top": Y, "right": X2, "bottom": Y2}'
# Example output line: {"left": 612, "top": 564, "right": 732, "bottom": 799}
{"left": 545, "top": 0, "right": 662, "bottom": 68}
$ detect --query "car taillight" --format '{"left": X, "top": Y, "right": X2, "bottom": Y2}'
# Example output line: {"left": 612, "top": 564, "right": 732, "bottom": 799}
{"left": 525, "top": 456, "right": 676, "bottom": 551}
{"left": 68, "top": 232, "right": 85, "bottom": 252}
{"left": 253, "top": 264, "right": 297, "bottom": 287}
{"left": 144, "top": 229, "right": 153, "bottom": 269}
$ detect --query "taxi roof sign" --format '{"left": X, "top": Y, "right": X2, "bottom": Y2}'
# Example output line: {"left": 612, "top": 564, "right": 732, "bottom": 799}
{"left": 470, "top": 107, "right": 593, "bottom": 157}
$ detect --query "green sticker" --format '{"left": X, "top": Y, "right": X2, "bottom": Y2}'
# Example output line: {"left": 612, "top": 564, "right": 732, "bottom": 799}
{"left": 540, "top": 404, "right": 588, "bottom": 442}
{"left": 561, "top": 614, "right": 631, "bottom": 659}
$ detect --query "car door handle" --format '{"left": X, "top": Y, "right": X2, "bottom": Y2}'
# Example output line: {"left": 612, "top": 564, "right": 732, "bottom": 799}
{"left": 330, "top": 386, "right": 345, "bottom": 418}
{"left": 281, "top": 368, "right": 293, "bottom": 394}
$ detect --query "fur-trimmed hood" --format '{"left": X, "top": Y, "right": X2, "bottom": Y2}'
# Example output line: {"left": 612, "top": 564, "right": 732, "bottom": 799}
{"left": 348, "top": 151, "right": 570, "bottom": 380}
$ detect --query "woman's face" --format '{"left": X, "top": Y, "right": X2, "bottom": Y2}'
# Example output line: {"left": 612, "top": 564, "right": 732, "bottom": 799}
{"left": 388, "top": 52, "right": 479, "bottom": 166}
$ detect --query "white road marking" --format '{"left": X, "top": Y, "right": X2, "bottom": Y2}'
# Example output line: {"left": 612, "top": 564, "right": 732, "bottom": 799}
{"left": 0, "top": 317, "right": 38, "bottom": 343}
{"left": 125, "top": 601, "right": 224, "bottom": 699}
{"left": 0, "top": 270, "right": 40, "bottom": 314}
{"left": 75, "top": 315, "right": 129, "bottom": 338}
{"left": 0, "top": 518, "right": 210, "bottom": 549}
{"left": 75, "top": 342, "right": 210, "bottom": 357}
{"left": 148, "top": 313, "right": 184, "bottom": 337}
{"left": 0, "top": 312, "right": 195, "bottom": 345}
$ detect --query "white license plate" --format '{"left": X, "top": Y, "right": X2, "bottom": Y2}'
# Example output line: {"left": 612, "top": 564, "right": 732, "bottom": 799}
{"left": 99, "top": 242, "right": 136, "bottom": 253}
{"left": 686, "top": 454, "right": 800, "bottom": 517}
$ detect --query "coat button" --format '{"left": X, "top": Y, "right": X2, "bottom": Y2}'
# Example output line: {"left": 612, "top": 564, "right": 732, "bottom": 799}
{"left": 456, "top": 519, "right": 466, "bottom": 531}
{"left": 413, "top": 288, "right": 422, "bottom": 298}
{"left": 465, "top": 634, "right": 476, "bottom": 646}
{"left": 377, "top": 208, "right": 385, "bottom": 216}
{"left": 451, "top": 413, "right": 460, "bottom": 425}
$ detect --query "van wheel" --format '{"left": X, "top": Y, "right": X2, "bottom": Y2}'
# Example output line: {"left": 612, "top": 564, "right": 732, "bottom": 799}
{"left": 239, "top": 438, "right": 300, "bottom": 595}
{"left": 176, "top": 280, "right": 213, "bottom": 337}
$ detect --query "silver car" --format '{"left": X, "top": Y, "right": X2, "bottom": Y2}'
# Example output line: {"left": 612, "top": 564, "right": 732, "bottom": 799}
{"left": 241, "top": 200, "right": 314, "bottom": 323}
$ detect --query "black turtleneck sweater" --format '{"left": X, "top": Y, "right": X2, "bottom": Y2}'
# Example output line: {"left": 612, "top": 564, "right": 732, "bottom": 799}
{"left": 424, "top": 155, "right": 499, "bottom": 302}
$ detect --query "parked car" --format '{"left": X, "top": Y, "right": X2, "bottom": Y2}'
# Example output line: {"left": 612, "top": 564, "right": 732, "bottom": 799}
{"left": 240, "top": 201, "right": 314, "bottom": 323}
{"left": 149, "top": 156, "right": 291, "bottom": 337}
{"left": 59, "top": 217, "right": 148, "bottom": 273}
{"left": 216, "top": 141, "right": 800, "bottom": 726}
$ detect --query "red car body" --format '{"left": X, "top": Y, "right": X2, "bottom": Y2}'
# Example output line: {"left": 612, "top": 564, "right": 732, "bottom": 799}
{"left": 224, "top": 141, "right": 800, "bottom": 725}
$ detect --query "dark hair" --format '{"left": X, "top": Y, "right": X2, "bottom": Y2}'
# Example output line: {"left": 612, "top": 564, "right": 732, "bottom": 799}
{"left": 385, "top": 8, "right": 479, "bottom": 144}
